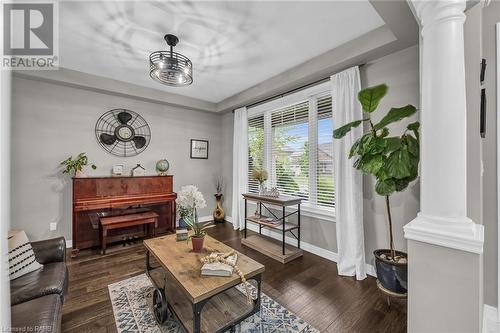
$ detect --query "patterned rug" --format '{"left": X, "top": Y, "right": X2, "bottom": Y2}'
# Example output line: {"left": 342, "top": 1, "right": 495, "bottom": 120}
{"left": 108, "top": 273, "right": 318, "bottom": 333}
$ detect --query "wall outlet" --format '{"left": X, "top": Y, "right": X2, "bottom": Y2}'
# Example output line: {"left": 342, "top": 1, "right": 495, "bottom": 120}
{"left": 49, "top": 223, "right": 57, "bottom": 231}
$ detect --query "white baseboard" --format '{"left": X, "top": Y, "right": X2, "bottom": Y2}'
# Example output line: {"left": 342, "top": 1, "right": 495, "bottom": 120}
{"left": 198, "top": 215, "right": 213, "bottom": 223}
{"left": 484, "top": 304, "right": 499, "bottom": 333}
{"left": 225, "top": 216, "right": 376, "bottom": 278}
{"left": 66, "top": 240, "right": 72, "bottom": 248}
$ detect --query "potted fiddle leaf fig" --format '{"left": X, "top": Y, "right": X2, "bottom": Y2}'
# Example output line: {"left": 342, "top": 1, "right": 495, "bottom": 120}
{"left": 333, "top": 84, "right": 419, "bottom": 295}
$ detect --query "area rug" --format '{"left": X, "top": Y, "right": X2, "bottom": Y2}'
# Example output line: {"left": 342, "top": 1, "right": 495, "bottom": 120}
{"left": 108, "top": 273, "right": 318, "bottom": 333}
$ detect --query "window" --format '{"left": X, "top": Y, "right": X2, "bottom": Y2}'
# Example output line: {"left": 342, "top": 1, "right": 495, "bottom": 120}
{"left": 248, "top": 114, "right": 264, "bottom": 193}
{"left": 247, "top": 82, "right": 335, "bottom": 215}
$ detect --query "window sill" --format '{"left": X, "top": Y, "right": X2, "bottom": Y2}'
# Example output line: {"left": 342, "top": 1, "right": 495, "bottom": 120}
{"left": 247, "top": 202, "right": 336, "bottom": 223}
{"left": 300, "top": 205, "right": 336, "bottom": 222}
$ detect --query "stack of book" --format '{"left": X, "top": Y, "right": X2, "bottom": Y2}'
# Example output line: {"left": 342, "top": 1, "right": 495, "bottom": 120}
{"left": 201, "top": 253, "right": 238, "bottom": 277}
{"left": 256, "top": 216, "right": 282, "bottom": 227}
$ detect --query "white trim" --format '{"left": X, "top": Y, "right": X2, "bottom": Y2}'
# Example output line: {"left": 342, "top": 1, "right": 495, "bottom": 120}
{"left": 496, "top": 21, "right": 500, "bottom": 322}
{"left": 248, "top": 81, "right": 330, "bottom": 116}
{"left": 198, "top": 215, "right": 213, "bottom": 223}
{"left": 483, "top": 304, "right": 499, "bottom": 333}
{"left": 224, "top": 216, "right": 375, "bottom": 277}
{"left": 65, "top": 240, "right": 72, "bottom": 249}
{"left": 404, "top": 213, "right": 484, "bottom": 254}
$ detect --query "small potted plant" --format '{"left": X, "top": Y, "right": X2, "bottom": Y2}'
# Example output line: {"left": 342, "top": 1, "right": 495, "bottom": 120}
{"left": 183, "top": 214, "right": 214, "bottom": 252}
{"left": 60, "top": 153, "right": 96, "bottom": 177}
{"left": 251, "top": 169, "right": 268, "bottom": 195}
{"left": 333, "top": 84, "right": 419, "bottom": 295}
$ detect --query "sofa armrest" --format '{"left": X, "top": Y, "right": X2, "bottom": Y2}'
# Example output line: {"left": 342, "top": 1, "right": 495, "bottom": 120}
{"left": 31, "top": 237, "right": 66, "bottom": 264}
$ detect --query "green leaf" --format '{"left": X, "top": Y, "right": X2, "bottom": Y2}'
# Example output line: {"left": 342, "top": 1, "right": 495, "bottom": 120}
{"left": 376, "top": 166, "right": 390, "bottom": 181}
{"left": 386, "top": 148, "right": 412, "bottom": 179}
{"left": 382, "top": 137, "right": 402, "bottom": 154}
{"left": 407, "top": 121, "right": 420, "bottom": 142}
{"left": 358, "top": 84, "right": 388, "bottom": 113}
{"left": 364, "top": 137, "right": 386, "bottom": 155}
{"left": 349, "top": 137, "right": 363, "bottom": 158}
{"left": 404, "top": 135, "right": 419, "bottom": 157}
{"left": 353, "top": 157, "right": 362, "bottom": 170}
{"left": 360, "top": 155, "right": 384, "bottom": 175}
{"left": 395, "top": 179, "right": 410, "bottom": 192}
{"left": 375, "top": 178, "right": 396, "bottom": 196}
{"left": 373, "top": 105, "right": 417, "bottom": 131}
{"left": 333, "top": 120, "right": 362, "bottom": 139}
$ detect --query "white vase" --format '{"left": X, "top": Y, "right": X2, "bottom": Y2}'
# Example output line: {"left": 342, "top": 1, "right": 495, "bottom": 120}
{"left": 75, "top": 170, "right": 87, "bottom": 178}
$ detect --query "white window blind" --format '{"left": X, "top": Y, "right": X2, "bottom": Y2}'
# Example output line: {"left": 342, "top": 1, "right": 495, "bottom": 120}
{"left": 246, "top": 82, "right": 335, "bottom": 216}
{"left": 316, "top": 96, "right": 334, "bottom": 208}
{"left": 271, "top": 101, "right": 309, "bottom": 200}
{"left": 248, "top": 114, "right": 264, "bottom": 193}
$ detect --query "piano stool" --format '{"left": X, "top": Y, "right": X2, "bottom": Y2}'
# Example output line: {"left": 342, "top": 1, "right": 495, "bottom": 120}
{"left": 99, "top": 211, "right": 159, "bottom": 254}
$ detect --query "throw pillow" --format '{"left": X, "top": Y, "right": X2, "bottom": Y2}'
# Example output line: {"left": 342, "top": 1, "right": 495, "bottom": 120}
{"left": 8, "top": 230, "right": 43, "bottom": 280}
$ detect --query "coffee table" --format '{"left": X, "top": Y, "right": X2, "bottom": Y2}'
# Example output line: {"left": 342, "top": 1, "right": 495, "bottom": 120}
{"left": 144, "top": 234, "right": 265, "bottom": 333}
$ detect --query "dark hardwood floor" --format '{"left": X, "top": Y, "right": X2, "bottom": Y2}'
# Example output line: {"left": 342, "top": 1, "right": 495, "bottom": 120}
{"left": 62, "top": 222, "right": 406, "bottom": 333}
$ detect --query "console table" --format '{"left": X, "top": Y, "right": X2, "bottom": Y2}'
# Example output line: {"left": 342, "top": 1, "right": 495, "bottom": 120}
{"left": 241, "top": 193, "right": 303, "bottom": 263}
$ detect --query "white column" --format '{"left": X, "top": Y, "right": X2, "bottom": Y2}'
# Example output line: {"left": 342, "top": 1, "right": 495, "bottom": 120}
{"left": 404, "top": 0, "right": 483, "bottom": 254}
{"left": 404, "top": 1, "right": 484, "bottom": 332}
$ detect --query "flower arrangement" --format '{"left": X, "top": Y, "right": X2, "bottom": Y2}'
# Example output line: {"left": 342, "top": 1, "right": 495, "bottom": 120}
{"left": 176, "top": 185, "right": 207, "bottom": 218}
{"left": 251, "top": 169, "right": 268, "bottom": 185}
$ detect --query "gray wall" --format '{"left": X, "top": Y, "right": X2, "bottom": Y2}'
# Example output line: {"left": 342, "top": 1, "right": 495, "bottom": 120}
{"left": 481, "top": 1, "right": 500, "bottom": 308}
{"left": 11, "top": 45, "right": 420, "bottom": 274}
{"left": 222, "top": 45, "right": 420, "bottom": 262}
{"left": 11, "top": 77, "right": 223, "bottom": 241}
{"left": 408, "top": 240, "right": 483, "bottom": 333}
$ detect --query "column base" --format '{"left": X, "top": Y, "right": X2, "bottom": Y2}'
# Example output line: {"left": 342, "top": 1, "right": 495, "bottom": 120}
{"left": 404, "top": 213, "right": 484, "bottom": 254}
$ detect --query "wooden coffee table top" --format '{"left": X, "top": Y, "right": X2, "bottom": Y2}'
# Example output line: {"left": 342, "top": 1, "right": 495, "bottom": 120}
{"left": 143, "top": 234, "right": 265, "bottom": 304}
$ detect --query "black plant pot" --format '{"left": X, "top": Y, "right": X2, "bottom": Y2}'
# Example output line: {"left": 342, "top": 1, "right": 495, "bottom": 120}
{"left": 373, "top": 249, "right": 408, "bottom": 294}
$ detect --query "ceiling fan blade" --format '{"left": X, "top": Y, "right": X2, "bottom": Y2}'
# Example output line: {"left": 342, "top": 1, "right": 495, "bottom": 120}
{"left": 100, "top": 133, "right": 117, "bottom": 145}
{"left": 117, "top": 111, "right": 132, "bottom": 124}
{"left": 133, "top": 136, "right": 146, "bottom": 149}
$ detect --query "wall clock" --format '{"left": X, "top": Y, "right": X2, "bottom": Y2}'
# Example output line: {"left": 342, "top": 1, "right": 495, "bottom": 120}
{"left": 95, "top": 109, "right": 151, "bottom": 157}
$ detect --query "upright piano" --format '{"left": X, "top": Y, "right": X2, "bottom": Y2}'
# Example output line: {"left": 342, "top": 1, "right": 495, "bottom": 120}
{"left": 72, "top": 175, "right": 176, "bottom": 257}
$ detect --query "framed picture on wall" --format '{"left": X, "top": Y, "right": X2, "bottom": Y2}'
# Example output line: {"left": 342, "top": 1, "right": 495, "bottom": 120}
{"left": 190, "top": 139, "right": 209, "bottom": 159}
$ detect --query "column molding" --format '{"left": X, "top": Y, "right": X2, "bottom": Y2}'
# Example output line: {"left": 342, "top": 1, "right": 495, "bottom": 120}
{"left": 404, "top": 213, "right": 484, "bottom": 253}
{"left": 404, "top": 0, "right": 484, "bottom": 254}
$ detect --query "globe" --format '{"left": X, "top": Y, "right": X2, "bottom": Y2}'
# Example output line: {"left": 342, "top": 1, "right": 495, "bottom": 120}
{"left": 156, "top": 159, "right": 169, "bottom": 175}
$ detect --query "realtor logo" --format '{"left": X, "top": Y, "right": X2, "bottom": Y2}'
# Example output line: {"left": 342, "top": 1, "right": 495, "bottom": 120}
{"left": 2, "top": 2, "right": 58, "bottom": 69}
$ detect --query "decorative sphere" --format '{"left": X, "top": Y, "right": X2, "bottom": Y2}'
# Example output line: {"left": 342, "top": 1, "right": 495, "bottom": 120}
{"left": 156, "top": 159, "right": 169, "bottom": 175}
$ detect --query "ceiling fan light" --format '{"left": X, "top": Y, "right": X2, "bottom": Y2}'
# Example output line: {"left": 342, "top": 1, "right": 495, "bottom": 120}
{"left": 149, "top": 34, "right": 193, "bottom": 87}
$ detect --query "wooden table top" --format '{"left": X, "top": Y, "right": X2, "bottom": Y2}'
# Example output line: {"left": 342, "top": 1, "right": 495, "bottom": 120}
{"left": 242, "top": 193, "right": 303, "bottom": 206}
{"left": 143, "top": 234, "right": 265, "bottom": 304}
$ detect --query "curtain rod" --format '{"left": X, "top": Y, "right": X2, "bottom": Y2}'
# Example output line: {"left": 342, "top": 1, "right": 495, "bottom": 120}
{"left": 232, "top": 63, "right": 365, "bottom": 113}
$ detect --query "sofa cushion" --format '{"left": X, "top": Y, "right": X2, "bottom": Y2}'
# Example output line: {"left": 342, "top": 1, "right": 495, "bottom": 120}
{"left": 10, "top": 262, "right": 68, "bottom": 306}
{"left": 11, "top": 294, "right": 62, "bottom": 333}
{"left": 8, "top": 230, "right": 43, "bottom": 280}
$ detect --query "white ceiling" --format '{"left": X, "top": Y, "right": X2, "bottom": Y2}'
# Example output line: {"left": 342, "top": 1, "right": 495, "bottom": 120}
{"left": 59, "top": 1, "right": 385, "bottom": 103}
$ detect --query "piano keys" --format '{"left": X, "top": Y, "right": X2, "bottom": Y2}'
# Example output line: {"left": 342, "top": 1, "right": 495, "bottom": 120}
{"left": 72, "top": 175, "right": 176, "bottom": 257}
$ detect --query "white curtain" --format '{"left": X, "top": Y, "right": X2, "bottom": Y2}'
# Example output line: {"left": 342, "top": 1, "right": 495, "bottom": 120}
{"left": 231, "top": 107, "right": 248, "bottom": 230}
{"left": 331, "top": 66, "right": 366, "bottom": 280}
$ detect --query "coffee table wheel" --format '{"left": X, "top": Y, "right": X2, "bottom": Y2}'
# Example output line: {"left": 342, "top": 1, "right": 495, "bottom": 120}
{"left": 152, "top": 288, "right": 168, "bottom": 324}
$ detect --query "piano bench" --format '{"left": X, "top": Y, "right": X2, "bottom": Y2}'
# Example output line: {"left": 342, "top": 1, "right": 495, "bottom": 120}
{"left": 99, "top": 211, "right": 159, "bottom": 255}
